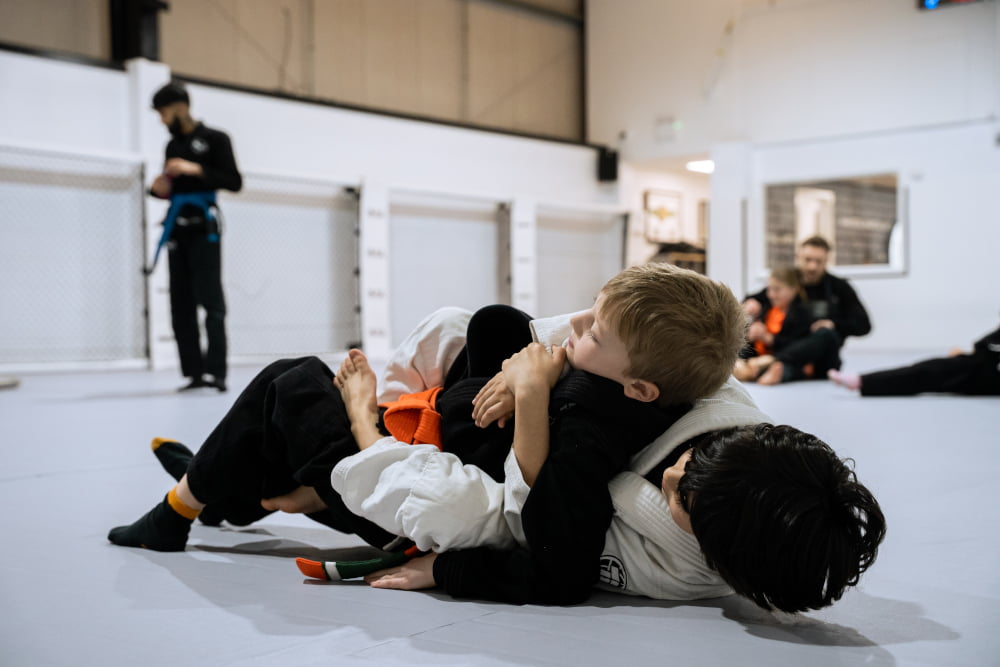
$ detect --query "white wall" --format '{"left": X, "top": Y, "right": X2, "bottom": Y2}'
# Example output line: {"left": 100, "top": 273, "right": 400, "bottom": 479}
{"left": 590, "top": 0, "right": 1000, "bottom": 350}
{"left": 588, "top": 0, "right": 999, "bottom": 157}
{"left": 740, "top": 122, "right": 1000, "bottom": 351}
{"left": 0, "top": 50, "right": 622, "bottom": 368}
{"left": 0, "top": 51, "right": 131, "bottom": 154}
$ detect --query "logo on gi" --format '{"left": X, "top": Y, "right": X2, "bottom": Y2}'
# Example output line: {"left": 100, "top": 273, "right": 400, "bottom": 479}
{"left": 599, "top": 554, "right": 627, "bottom": 589}
{"left": 190, "top": 137, "right": 209, "bottom": 155}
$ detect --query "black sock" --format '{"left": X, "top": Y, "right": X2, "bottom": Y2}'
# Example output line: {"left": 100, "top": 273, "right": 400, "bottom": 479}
{"left": 150, "top": 438, "right": 224, "bottom": 526}
{"left": 107, "top": 491, "right": 195, "bottom": 552}
{"left": 151, "top": 438, "right": 193, "bottom": 481}
{"left": 197, "top": 505, "right": 224, "bottom": 527}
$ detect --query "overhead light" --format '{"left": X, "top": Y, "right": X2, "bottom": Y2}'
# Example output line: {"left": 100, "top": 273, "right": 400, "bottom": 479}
{"left": 686, "top": 160, "right": 715, "bottom": 174}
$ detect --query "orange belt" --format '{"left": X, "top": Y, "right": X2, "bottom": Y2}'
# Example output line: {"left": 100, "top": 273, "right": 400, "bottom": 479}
{"left": 378, "top": 386, "right": 443, "bottom": 449}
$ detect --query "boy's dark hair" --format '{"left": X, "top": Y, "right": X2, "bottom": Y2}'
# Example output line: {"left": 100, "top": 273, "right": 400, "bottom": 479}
{"left": 152, "top": 82, "right": 190, "bottom": 110}
{"left": 679, "top": 423, "right": 885, "bottom": 613}
{"left": 800, "top": 235, "right": 832, "bottom": 252}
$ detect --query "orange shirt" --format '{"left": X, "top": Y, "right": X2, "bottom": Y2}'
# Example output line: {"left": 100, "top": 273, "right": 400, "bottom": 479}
{"left": 754, "top": 307, "right": 786, "bottom": 356}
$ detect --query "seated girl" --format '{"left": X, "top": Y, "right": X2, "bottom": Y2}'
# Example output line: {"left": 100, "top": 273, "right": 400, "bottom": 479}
{"left": 735, "top": 267, "right": 838, "bottom": 385}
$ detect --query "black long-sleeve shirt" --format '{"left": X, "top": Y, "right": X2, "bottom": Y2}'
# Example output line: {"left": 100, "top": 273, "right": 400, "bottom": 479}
{"left": 432, "top": 371, "right": 685, "bottom": 605}
{"left": 161, "top": 122, "right": 242, "bottom": 210}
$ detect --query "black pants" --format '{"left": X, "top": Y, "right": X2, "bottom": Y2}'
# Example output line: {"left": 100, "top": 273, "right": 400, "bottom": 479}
{"left": 775, "top": 327, "right": 842, "bottom": 381}
{"left": 183, "top": 305, "right": 535, "bottom": 546}
{"left": 861, "top": 353, "right": 1000, "bottom": 396}
{"left": 185, "top": 355, "right": 400, "bottom": 548}
{"left": 443, "top": 304, "right": 534, "bottom": 388}
{"left": 168, "top": 225, "right": 227, "bottom": 380}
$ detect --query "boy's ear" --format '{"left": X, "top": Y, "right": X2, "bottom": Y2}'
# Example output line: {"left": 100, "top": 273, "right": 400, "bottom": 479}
{"left": 623, "top": 378, "right": 659, "bottom": 403}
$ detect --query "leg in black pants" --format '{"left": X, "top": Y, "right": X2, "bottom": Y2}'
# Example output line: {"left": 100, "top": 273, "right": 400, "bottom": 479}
{"left": 167, "top": 241, "right": 204, "bottom": 381}
{"left": 861, "top": 354, "right": 998, "bottom": 396}
{"left": 442, "top": 305, "right": 534, "bottom": 388}
{"left": 189, "top": 236, "right": 227, "bottom": 383}
{"left": 167, "top": 231, "right": 228, "bottom": 385}
{"left": 436, "top": 305, "right": 535, "bottom": 481}
{"left": 109, "top": 356, "right": 397, "bottom": 551}
{"left": 776, "top": 327, "right": 842, "bottom": 381}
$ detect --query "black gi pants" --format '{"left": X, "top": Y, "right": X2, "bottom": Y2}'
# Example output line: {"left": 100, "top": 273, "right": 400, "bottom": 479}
{"left": 168, "top": 222, "right": 227, "bottom": 381}
{"left": 861, "top": 353, "right": 1000, "bottom": 396}
{"left": 182, "top": 305, "right": 535, "bottom": 546}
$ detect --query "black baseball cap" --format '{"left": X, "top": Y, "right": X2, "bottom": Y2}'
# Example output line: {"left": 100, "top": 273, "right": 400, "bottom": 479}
{"left": 151, "top": 82, "right": 190, "bottom": 109}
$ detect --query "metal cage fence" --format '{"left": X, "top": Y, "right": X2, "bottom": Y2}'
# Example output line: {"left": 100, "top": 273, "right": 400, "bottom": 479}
{"left": 0, "top": 144, "right": 146, "bottom": 367}
{"left": 220, "top": 173, "right": 361, "bottom": 362}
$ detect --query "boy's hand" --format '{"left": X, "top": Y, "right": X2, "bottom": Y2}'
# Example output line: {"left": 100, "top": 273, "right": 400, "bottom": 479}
{"left": 472, "top": 372, "right": 515, "bottom": 428}
{"left": 364, "top": 553, "right": 438, "bottom": 590}
{"left": 502, "top": 343, "right": 566, "bottom": 396}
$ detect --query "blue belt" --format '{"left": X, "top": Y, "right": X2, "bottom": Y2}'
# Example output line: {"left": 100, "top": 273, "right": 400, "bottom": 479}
{"left": 146, "top": 191, "right": 218, "bottom": 274}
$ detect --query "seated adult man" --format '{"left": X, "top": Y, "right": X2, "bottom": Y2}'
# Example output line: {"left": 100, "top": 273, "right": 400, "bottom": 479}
{"left": 742, "top": 236, "right": 872, "bottom": 379}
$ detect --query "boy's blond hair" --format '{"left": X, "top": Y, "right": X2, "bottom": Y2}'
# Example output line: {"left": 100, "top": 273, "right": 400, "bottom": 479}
{"left": 600, "top": 263, "right": 746, "bottom": 406}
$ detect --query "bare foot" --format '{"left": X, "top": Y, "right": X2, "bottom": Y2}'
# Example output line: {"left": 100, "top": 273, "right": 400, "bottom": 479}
{"left": 336, "top": 349, "right": 378, "bottom": 420}
{"left": 748, "top": 355, "right": 775, "bottom": 376}
{"left": 827, "top": 369, "right": 862, "bottom": 391}
{"left": 336, "top": 349, "right": 383, "bottom": 449}
{"left": 757, "top": 361, "right": 784, "bottom": 385}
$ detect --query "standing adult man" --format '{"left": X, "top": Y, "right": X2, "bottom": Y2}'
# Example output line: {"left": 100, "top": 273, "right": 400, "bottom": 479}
{"left": 743, "top": 236, "right": 872, "bottom": 379}
{"left": 150, "top": 82, "right": 242, "bottom": 392}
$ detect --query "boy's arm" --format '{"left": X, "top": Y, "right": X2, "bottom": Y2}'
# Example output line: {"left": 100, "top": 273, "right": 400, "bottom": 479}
{"left": 433, "top": 446, "right": 615, "bottom": 605}
{"left": 432, "top": 416, "right": 623, "bottom": 605}
{"left": 510, "top": 385, "right": 549, "bottom": 486}
{"left": 501, "top": 343, "right": 566, "bottom": 486}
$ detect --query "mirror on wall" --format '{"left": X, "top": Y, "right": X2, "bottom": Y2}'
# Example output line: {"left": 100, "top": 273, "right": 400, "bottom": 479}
{"left": 764, "top": 173, "right": 904, "bottom": 274}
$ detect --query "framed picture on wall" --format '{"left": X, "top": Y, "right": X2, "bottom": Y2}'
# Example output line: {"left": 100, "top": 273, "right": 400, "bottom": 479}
{"left": 643, "top": 189, "right": 682, "bottom": 243}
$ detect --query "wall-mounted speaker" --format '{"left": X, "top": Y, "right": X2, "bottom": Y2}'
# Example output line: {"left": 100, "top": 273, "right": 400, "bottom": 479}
{"left": 597, "top": 147, "right": 618, "bottom": 182}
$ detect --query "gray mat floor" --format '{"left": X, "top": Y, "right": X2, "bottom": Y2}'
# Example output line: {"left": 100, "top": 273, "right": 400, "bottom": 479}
{"left": 1, "top": 350, "right": 997, "bottom": 666}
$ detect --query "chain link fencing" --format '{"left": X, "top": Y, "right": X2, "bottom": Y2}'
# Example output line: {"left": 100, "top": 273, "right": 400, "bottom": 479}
{"left": 221, "top": 174, "right": 361, "bottom": 363}
{"left": 0, "top": 144, "right": 147, "bottom": 368}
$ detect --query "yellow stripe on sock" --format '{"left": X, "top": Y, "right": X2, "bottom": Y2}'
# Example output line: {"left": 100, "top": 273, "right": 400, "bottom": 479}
{"left": 167, "top": 487, "right": 201, "bottom": 520}
{"left": 151, "top": 437, "right": 174, "bottom": 452}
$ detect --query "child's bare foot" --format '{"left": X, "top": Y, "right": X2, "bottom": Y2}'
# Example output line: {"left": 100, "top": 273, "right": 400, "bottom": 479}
{"left": 336, "top": 349, "right": 378, "bottom": 418}
{"left": 748, "top": 355, "right": 775, "bottom": 376}
{"left": 757, "top": 361, "right": 784, "bottom": 385}
{"left": 335, "top": 350, "right": 382, "bottom": 448}
{"left": 827, "top": 369, "right": 862, "bottom": 391}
